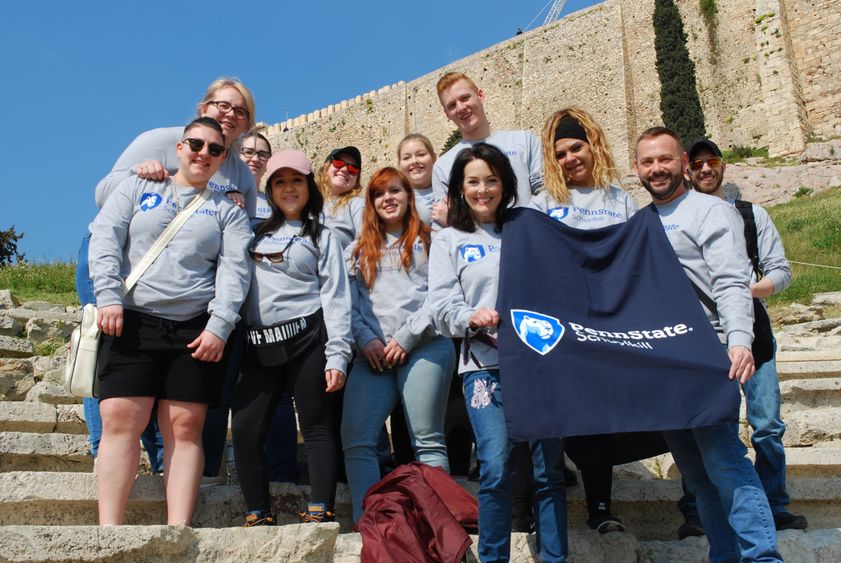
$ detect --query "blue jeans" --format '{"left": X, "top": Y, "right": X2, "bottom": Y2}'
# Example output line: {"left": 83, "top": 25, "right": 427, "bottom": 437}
{"left": 665, "top": 424, "right": 782, "bottom": 563}
{"left": 680, "top": 339, "right": 789, "bottom": 517}
{"left": 77, "top": 233, "right": 164, "bottom": 473}
{"left": 463, "top": 369, "right": 567, "bottom": 563}
{"left": 342, "top": 336, "right": 454, "bottom": 521}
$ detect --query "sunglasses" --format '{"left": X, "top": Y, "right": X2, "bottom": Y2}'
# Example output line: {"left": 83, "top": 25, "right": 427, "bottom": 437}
{"left": 248, "top": 249, "right": 287, "bottom": 263}
{"left": 182, "top": 138, "right": 226, "bottom": 157}
{"left": 241, "top": 147, "right": 272, "bottom": 161}
{"left": 330, "top": 158, "right": 360, "bottom": 175}
{"left": 689, "top": 157, "right": 723, "bottom": 171}
{"left": 249, "top": 235, "right": 299, "bottom": 264}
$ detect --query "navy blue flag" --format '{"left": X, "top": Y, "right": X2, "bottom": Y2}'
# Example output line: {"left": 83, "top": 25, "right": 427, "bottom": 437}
{"left": 496, "top": 206, "right": 739, "bottom": 441}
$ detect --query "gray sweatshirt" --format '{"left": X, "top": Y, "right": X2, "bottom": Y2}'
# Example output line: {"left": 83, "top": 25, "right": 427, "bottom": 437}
{"left": 429, "top": 224, "right": 502, "bottom": 374}
{"left": 655, "top": 189, "right": 754, "bottom": 348}
{"left": 530, "top": 185, "right": 638, "bottom": 228}
{"left": 347, "top": 233, "right": 437, "bottom": 354}
{"left": 94, "top": 127, "right": 258, "bottom": 218}
{"left": 733, "top": 202, "right": 792, "bottom": 295}
{"left": 323, "top": 196, "right": 365, "bottom": 250}
{"left": 432, "top": 130, "right": 544, "bottom": 210}
{"left": 89, "top": 176, "right": 253, "bottom": 341}
{"left": 244, "top": 221, "right": 352, "bottom": 374}
{"left": 414, "top": 187, "right": 434, "bottom": 226}
{"left": 250, "top": 191, "right": 273, "bottom": 229}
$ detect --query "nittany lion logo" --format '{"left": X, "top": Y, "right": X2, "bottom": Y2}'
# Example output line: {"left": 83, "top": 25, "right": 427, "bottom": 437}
{"left": 548, "top": 207, "right": 570, "bottom": 221}
{"left": 139, "top": 193, "right": 163, "bottom": 211}
{"left": 460, "top": 244, "right": 486, "bottom": 263}
{"left": 511, "top": 309, "right": 564, "bottom": 355}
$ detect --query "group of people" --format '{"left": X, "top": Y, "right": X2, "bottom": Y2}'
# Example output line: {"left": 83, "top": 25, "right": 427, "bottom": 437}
{"left": 79, "top": 71, "right": 805, "bottom": 563}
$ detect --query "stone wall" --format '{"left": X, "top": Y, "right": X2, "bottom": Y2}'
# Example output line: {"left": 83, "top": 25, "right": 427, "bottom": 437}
{"left": 260, "top": 0, "right": 840, "bottom": 176}
{"left": 786, "top": 0, "right": 841, "bottom": 141}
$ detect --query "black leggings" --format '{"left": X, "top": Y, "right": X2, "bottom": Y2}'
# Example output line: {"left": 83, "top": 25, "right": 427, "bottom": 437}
{"left": 232, "top": 330, "right": 339, "bottom": 512}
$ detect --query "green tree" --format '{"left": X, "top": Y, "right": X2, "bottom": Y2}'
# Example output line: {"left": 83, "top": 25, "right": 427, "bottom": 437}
{"left": 653, "top": 0, "right": 706, "bottom": 145}
{"left": 440, "top": 129, "right": 463, "bottom": 155}
{"left": 0, "top": 226, "right": 25, "bottom": 265}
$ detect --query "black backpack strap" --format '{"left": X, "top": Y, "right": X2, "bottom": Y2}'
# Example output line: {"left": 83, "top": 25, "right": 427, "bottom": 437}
{"left": 688, "top": 279, "right": 718, "bottom": 316}
{"left": 735, "top": 199, "right": 763, "bottom": 279}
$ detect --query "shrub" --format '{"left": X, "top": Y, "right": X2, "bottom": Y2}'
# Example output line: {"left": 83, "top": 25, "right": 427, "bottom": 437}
{"left": 653, "top": 0, "right": 707, "bottom": 145}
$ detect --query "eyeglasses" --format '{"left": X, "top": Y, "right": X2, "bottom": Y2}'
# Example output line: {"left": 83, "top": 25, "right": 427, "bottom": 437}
{"left": 182, "top": 138, "right": 226, "bottom": 157}
{"left": 241, "top": 147, "right": 271, "bottom": 161}
{"left": 207, "top": 100, "right": 249, "bottom": 120}
{"left": 689, "top": 157, "right": 723, "bottom": 171}
{"left": 330, "top": 158, "right": 360, "bottom": 175}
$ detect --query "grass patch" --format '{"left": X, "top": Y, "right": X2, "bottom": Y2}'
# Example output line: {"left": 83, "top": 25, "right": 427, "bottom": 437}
{"left": 0, "top": 261, "right": 78, "bottom": 305}
{"left": 722, "top": 145, "right": 768, "bottom": 163}
{"left": 34, "top": 339, "right": 66, "bottom": 357}
{"left": 767, "top": 189, "right": 841, "bottom": 306}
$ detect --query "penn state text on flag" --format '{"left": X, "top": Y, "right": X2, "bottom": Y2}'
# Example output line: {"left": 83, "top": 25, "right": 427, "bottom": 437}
{"left": 496, "top": 207, "right": 739, "bottom": 441}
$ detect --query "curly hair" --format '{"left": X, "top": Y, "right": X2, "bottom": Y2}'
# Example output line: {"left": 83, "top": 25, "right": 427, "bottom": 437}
{"left": 353, "top": 167, "right": 430, "bottom": 288}
{"left": 540, "top": 107, "right": 620, "bottom": 204}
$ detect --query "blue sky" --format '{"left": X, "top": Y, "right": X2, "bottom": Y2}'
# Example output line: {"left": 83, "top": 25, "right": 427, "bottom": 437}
{"left": 1, "top": 0, "right": 597, "bottom": 261}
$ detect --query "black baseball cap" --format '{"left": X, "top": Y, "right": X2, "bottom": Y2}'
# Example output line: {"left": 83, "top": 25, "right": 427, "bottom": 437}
{"left": 688, "top": 138, "right": 723, "bottom": 161}
{"left": 326, "top": 146, "right": 362, "bottom": 168}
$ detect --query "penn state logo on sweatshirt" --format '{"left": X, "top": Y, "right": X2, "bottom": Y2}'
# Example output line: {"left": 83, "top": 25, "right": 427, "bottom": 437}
{"left": 511, "top": 309, "right": 565, "bottom": 355}
{"left": 548, "top": 207, "right": 570, "bottom": 221}
{"left": 139, "top": 193, "right": 163, "bottom": 211}
{"left": 459, "top": 244, "right": 486, "bottom": 263}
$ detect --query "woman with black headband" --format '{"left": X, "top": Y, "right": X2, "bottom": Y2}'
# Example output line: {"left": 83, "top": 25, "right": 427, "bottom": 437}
{"left": 531, "top": 107, "right": 639, "bottom": 533}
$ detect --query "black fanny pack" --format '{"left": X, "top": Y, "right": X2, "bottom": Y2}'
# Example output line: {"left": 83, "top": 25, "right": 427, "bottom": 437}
{"left": 247, "top": 310, "right": 323, "bottom": 367}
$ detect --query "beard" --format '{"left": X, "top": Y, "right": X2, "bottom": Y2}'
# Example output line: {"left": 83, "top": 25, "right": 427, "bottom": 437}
{"left": 640, "top": 169, "right": 684, "bottom": 202}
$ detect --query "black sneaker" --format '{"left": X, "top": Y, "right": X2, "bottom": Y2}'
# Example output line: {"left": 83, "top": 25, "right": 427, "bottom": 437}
{"left": 243, "top": 511, "right": 276, "bottom": 527}
{"left": 774, "top": 511, "right": 808, "bottom": 531}
{"left": 678, "top": 515, "right": 705, "bottom": 539}
{"left": 299, "top": 502, "right": 335, "bottom": 523}
{"left": 587, "top": 510, "right": 626, "bottom": 534}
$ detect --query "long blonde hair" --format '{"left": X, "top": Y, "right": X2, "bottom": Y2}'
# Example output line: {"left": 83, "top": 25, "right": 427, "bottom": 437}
{"left": 540, "top": 107, "right": 620, "bottom": 204}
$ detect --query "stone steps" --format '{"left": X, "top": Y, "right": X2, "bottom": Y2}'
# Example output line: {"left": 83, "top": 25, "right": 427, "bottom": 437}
{"left": 776, "top": 354, "right": 841, "bottom": 381}
{"left": 0, "top": 431, "right": 90, "bottom": 472}
{"left": 0, "top": 401, "right": 86, "bottom": 433}
{"left": 781, "top": 377, "right": 841, "bottom": 413}
{"left": 2, "top": 471, "right": 840, "bottom": 540}
{"left": 0, "top": 524, "right": 838, "bottom": 562}
{"left": 785, "top": 406, "right": 841, "bottom": 447}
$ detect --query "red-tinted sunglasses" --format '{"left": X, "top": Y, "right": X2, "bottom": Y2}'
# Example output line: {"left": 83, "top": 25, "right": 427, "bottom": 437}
{"left": 689, "top": 157, "right": 723, "bottom": 171}
{"left": 330, "top": 158, "right": 360, "bottom": 175}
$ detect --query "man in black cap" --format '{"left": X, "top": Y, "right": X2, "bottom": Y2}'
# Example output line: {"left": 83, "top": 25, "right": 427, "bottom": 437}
{"left": 676, "top": 137, "right": 808, "bottom": 536}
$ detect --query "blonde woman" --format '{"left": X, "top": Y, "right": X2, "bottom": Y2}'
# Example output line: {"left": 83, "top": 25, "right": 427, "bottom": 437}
{"left": 316, "top": 146, "right": 365, "bottom": 249}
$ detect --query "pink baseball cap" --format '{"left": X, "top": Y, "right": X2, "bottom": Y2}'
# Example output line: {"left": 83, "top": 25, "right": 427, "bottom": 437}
{"left": 264, "top": 149, "right": 312, "bottom": 185}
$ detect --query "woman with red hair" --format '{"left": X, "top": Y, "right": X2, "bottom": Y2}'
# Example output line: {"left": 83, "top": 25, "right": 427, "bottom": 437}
{"left": 342, "top": 167, "right": 455, "bottom": 522}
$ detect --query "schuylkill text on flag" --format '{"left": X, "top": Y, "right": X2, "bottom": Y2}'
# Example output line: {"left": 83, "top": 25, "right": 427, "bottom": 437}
{"left": 496, "top": 207, "right": 739, "bottom": 441}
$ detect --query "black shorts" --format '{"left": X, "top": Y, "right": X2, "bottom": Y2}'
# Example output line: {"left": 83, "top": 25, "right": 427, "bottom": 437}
{"left": 97, "top": 309, "right": 226, "bottom": 405}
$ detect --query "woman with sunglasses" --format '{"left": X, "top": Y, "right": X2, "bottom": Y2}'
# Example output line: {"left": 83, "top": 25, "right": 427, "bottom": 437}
{"left": 532, "top": 107, "right": 638, "bottom": 534}
{"left": 429, "top": 143, "right": 568, "bottom": 562}
{"left": 316, "top": 146, "right": 364, "bottom": 249}
{"left": 234, "top": 132, "right": 300, "bottom": 486}
{"left": 231, "top": 150, "right": 352, "bottom": 526}
{"left": 342, "top": 167, "right": 455, "bottom": 522}
{"left": 88, "top": 117, "right": 253, "bottom": 525}
{"left": 78, "top": 78, "right": 258, "bottom": 475}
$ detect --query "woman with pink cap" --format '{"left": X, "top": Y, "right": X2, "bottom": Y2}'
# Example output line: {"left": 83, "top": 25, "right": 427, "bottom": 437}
{"left": 231, "top": 150, "right": 353, "bottom": 526}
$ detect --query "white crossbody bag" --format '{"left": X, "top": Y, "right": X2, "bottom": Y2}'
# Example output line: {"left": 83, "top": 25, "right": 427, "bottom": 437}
{"left": 64, "top": 188, "right": 212, "bottom": 397}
